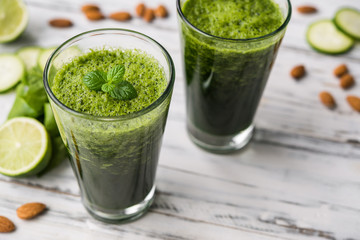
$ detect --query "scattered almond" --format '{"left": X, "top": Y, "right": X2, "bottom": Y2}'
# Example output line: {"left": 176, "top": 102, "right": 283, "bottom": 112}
{"left": 340, "top": 74, "right": 355, "bottom": 89}
{"left": 17, "top": 202, "right": 46, "bottom": 220}
{"left": 297, "top": 6, "right": 317, "bottom": 14}
{"left": 319, "top": 91, "right": 336, "bottom": 109}
{"left": 109, "top": 12, "right": 132, "bottom": 21}
{"left": 154, "top": 5, "right": 168, "bottom": 18}
{"left": 346, "top": 95, "right": 360, "bottom": 112}
{"left": 333, "top": 64, "right": 348, "bottom": 78}
{"left": 85, "top": 10, "right": 105, "bottom": 21}
{"left": 81, "top": 4, "right": 100, "bottom": 13}
{"left": 136, "top": 3, "right": 146, "bottom": 17}
{"left": 143, "top": 8, "right": 155, "bottom": 22}
{"left": 290, "top": 65, "right": 306, "bottom": 79}
{"left": 49, "top": 18, "right": 73, "bottom": 28}
{"left": 0, "top": 216, "right": 15, "bottom": 233}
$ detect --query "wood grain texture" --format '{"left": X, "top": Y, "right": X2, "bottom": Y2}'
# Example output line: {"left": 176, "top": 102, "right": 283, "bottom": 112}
{"left": 0, "top": 0, "right": 359, "bottom": 239}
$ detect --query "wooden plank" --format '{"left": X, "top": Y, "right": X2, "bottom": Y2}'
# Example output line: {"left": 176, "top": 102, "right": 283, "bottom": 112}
{"left": 0, "top": 180, "right": 281, "bottom": 240}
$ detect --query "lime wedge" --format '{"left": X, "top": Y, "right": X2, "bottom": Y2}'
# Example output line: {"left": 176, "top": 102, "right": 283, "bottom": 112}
{"left": 0, "top": 0, "right": 29, "bottom": 43}
{"left": 0, "top": 117, "right": 52, "bottom": 177}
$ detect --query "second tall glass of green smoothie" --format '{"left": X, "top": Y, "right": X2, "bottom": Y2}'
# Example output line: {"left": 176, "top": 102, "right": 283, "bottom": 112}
{"left": 177, "top": 0, "right": 291, "bottom": 153}
{"left": 43, "top": 29, "right": 175, "bottom": 223}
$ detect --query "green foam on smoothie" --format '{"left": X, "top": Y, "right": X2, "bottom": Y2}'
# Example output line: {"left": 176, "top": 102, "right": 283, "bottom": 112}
{"left": 182, "top": 0, "right": 284, "bottom": 39}
{"left": 52, "top": 48, "right": 167, "bottom": 117}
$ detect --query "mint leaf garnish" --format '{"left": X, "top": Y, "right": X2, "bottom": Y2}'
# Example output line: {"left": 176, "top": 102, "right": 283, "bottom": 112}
{"left": 101, "top": 83, "right": 115, "bottom": 93}
{"left": 107, "top": 65, "right": 125, "bottom": 84}
{"left": 109, "top": 81, "right": 138, "bottom": 100}
{"left": 82, "top": 65, "right": 137, "bottom": 101}
{"left": 83, "top": 71, "right": 107, "bottom": 91}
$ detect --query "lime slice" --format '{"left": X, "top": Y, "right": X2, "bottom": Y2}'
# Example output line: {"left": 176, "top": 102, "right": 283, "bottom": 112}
{"left": 0, "top": 0, "right": 29, "bottom": 43}
{"left": 0, "top": 117, "right": 52, "bottom": 177}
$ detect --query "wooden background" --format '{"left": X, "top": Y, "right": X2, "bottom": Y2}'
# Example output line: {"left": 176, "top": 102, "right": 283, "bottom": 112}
{"left": 0, "top": 0, "right": 359, "bottom": 239}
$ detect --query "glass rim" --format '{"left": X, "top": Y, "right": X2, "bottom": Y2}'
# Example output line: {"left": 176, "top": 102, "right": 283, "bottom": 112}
{"left": 176, "top": 0, "right": 292, "bottom": 42}
{"left": 43, "top": 28, "right": 175, "bottom": 122}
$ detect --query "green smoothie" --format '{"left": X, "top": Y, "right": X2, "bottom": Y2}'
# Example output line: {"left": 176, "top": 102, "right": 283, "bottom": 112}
{"left": 52, "top": 49, "right": 167, "bottom": 116}
{"left": 50, "top": 48, "right": 170, "bottom": 218}
{"left": 179, "top": 0, "right": 286, "bottom": 137}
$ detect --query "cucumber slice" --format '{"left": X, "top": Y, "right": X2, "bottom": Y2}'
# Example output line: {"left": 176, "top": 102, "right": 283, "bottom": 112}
{"left": 0, "top": 54, "right": 25, "bottom": 92}
{"left": 306, "top": 20, "right": 354, "bottom": 55}
{"left": 334, "top": 8, "right": 360, "bottom": 40}
{"left": 53, "top": 46, "right": 82, "bottom": 69}
{"left": 17, "top": 46, "right": 42, "bottom": 71}
{"left": 38, "top": 47, "right": 57, "bottom": 71}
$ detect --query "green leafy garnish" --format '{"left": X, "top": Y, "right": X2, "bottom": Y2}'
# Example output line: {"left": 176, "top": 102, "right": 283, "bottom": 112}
{"left": 82, "top": 65, "right": 137, "bottom": 101}
{"left": 83, "top": 70, "right": 107, "bottom": 91}
{"left": 110, "top": 81, "right": 138, "bottom": 101}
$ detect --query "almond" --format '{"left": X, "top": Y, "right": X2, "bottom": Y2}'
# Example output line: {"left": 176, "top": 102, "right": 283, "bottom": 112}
{"left": 346, "top": 95, "right": 360, "bottom": 112}
{"left": 297, "top": 6, "right": 317, "bottom": 14}
{"left": 290, "top": 65, "right": 306, "bottom": 79}
{"left": 154, "top": 5, "right": 168, "bottom": 18}
{"left": 319, "top": 91, "right": 336, "bottom": 109}
{"left": 333, "top": 64, "right": 348, "bottom": 77}
{"left": 85, "top": 10, "right": 105, "bottom": 21}
{"left": 136, "top": 3, "right": 146, "bottom": 17}
{"left": 109, "top": 12, "right": 132, "bottom": 21}
{"left": 340, "top": 74, "right": 355, "bottom": 89}
{"left": 0, "top": 216, "right": 15, "bottom": 233}
{"left": 143, "top": 8, "right": 155, "bottom": 22}
{"left": 17, "top": 202, "right": 46, "bottom": 220}
{"left": 49, "top": 18, "right": 73, "bottom": 28}
{"left": 81, "top": 4, "right": 100, "bottom": 13}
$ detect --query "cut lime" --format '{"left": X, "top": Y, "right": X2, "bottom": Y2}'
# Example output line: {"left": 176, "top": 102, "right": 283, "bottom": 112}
{"left": 334, "top": 8, "right": 360, "bottom": 40}
{"left": 0, "top": 0, "right": 29, "bottom": 43}
{"left": 17, "top": 46, "right": 43, "bottom": 71}
{"left": 0, "top": 117, "right": 52, "bottom": 177}
{"left": 0, "top": 54, "right": 25, "bottom": 92}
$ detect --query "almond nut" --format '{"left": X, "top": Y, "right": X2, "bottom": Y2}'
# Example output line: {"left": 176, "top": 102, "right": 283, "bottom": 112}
{"left": 290, "top": 65, "right": 306, "bottom": 79}
{"left": 85, "top": 10, "right": 105, "bottom": 21}
{"left": 154, "top": 5, "right": 168, "bottom": 18}
{"left": 109, "top": 12, "right": 132, "bottom": 21}
{"left": 135, "top": 3, "right": 146, "bottom": 17}
{"left": 143, "top": 8, "right": 155, "bottom": 22}
{"left": 340, "top": 74, "right": 355, "bottom": 89}
{"left": 81, "top": 4, "right": 100, "bottom": 13}
{"left": 17, "top": 202, "right": 46, "bottom": 220}
{"left": 0, "top": 216, "right": 15, "bottom": 233}
{"left": 49, "top": 18, "right": 73, "bottom": 28}
{"left": 297, "top": 6, "right": 317, "bottom": 14}
{"left": 319, "top": 91, "right": 336, "bottom": 109}
{"left": 346, "top": 95, "right": 360, "bottom": 112}
{"left": 333, "top": 64, "right": 348, "bottom": 77}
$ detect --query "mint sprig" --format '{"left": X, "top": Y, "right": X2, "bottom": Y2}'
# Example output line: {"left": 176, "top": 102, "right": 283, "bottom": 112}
{"left": 82, "top": 65, "right": 137, "bottom": 101}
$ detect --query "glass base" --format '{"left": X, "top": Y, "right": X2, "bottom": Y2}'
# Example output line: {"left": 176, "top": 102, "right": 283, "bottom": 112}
{"left": 83, "top": 186, "right": 156, "bottom": 224}
{"left": 187, "top": 122, "right": 254, "bottom": 154}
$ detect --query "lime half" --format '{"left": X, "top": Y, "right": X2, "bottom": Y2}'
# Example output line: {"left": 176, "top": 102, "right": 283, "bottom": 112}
{"left": 0, "top": 117, "right": 52, "bottom": 177}
{"left": 0, "top": 0, "right": 29, "bottom": 43}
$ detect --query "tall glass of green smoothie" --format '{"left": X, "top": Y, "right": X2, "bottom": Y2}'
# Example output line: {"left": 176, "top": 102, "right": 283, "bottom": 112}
{"left": 177, "top": 0, "right": 291, "bottom": 153}
{"left": 43, "top": 29, "right": 175, "bottom": 223}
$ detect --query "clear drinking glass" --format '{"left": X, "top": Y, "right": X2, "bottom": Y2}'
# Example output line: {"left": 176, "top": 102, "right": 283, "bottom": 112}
{"left": 43, "top": 29, "right": 175, "bottom": 223}
{"left": 177, "top": 0, "right": 291, "bottom": 153}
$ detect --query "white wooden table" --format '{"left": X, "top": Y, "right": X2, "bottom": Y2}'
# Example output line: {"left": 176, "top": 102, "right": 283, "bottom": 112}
{"left": 1, "top": 0, "right": 360, "bottom": 239}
